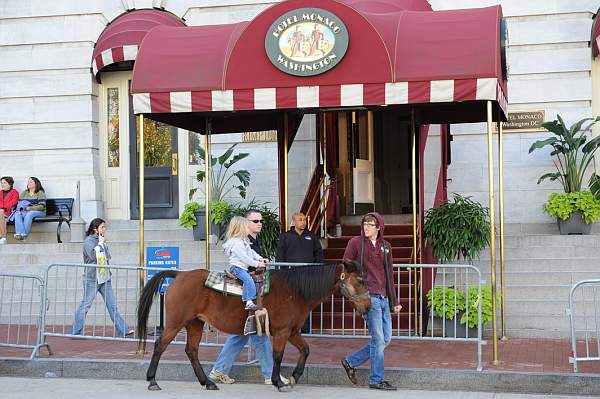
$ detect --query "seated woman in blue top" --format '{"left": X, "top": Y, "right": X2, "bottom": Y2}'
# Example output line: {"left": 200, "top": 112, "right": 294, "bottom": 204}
{"left": 13, "top": 177, "right": 46, "bottom": 240}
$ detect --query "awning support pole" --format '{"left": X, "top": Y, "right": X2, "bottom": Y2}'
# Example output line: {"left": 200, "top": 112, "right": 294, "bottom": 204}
{"left": 411, "top": 109, "right": 419, "bottom": 333}
{"left": 486, "top": 100, "right": 499, "bottom": 364}
{"left": 322, "top": 113, "right": 327, "bottom": 238}
{"left": 137, "top": 113, "right": 146, "bottom": 355}
{"left": 205, "top": 119, "right": 212, "bottom": 270}
{"left": 283, "top": 113, "right": 289, "bottom": 231}
{"left": 497, "top": 110, "right": 507, "bottom": 341}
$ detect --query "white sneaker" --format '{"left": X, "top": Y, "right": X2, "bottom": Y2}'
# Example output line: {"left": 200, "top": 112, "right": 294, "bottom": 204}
{"left": 209, "top": 369, "right": 235, "bottom": 384}
{"left": 265, "top": 375, "right": 290, "bottom": 385}
{"left": 0, "top": 237, "right": 7, "bottom": 245}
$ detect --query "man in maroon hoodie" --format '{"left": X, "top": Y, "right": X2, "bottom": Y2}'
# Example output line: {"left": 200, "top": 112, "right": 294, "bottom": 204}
{"left": 340, "top": 212, "right": 402, "bottom": 390}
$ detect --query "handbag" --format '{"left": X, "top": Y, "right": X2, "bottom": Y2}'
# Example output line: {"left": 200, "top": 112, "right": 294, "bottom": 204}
{"left": 94, "top": 244, "right": 111, "bottom": 284}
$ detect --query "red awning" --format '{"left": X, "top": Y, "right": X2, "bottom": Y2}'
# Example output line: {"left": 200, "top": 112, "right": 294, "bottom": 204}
{"left": 92, "top": 9, "right": 184, "bottom": 81}
{"left": 130, "top": 0, "right": 507, "bottom": 129}
{"left": 593, "top": 8, "right": 600, "bottom": 59}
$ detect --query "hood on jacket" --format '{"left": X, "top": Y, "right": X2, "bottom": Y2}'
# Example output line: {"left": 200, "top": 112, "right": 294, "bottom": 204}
{"left": 361, "top": 212, "right": 385, "bottom": 240}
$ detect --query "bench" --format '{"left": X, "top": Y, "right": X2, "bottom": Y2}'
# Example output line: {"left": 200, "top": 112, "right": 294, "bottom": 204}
{"left": 8, "top": 198, "right": 74, "bottom": 243}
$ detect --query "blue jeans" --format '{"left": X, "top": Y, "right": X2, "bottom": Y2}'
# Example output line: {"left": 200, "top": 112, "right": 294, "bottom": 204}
{"left": 229, "top": 266, "right": 256, "bottom": 302}
{"left": 345, "top": 295, "right": 392, "bottom": 384}
{"left": 72, "top": 278, "right": 129, "bottom": 337}
{"left": 14, "top": 210, "right": 45, "bottom": 237}
{"left": 213, "top": 334, "right": 273, "bottom": 379}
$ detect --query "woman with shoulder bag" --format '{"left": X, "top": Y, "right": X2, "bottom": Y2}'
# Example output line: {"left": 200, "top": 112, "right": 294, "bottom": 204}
{"left": 72, "top": 218, "right": 134, "bottom": 337}
{"left": 0, "top": 176, "right": 19, "bottom": 245}
{"left": 13, "top": 176, "right": 47, "bottom": 240}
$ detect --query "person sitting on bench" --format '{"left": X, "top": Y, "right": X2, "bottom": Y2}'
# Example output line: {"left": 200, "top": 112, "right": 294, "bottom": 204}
{"left": 13, "top": 177, "right": 46, "bottom": 241}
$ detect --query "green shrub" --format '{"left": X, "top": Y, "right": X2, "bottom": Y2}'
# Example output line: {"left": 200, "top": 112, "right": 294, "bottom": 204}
{"left": 544, "top": 191, "right": 600, "bottom": 223}
{"left": 426, "top": 286, "right": 465, "bottom": 320}
{"left": 460, "top": 285, "right": 494, "bottom": 328}
{"left": 179, "top": 202, "right": 204, "bottom": 229}
{"left": 424, "top": 193, "right": 490, "bottom": 262}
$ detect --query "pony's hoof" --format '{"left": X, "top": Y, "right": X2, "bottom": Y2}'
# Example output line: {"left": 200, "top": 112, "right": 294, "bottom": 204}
{"left": 278, "top": 385, "right": 292, "bottom": 393}
{"left": 206, "top": 383, "right": 219, "bottom": 391}
{"left": 289, "top": 376, "right": 296, "bottom": 387}
{"left": 148, "top": 383, "right": 161, "bottom": 391}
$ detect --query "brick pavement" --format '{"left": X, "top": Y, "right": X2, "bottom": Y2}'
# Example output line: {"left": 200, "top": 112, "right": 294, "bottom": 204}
{"left": 2, "top": 332, "right": 599, "bottom": 374}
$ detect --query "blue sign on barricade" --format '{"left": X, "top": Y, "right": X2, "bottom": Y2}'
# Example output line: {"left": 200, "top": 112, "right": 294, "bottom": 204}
{"left": 146, "top": 247, "right": 179, "bottom": 293}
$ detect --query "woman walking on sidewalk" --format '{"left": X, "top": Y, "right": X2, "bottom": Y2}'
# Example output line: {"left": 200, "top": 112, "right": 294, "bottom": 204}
{"left": 72, "top": 218, "right": 134, "bottom": 337}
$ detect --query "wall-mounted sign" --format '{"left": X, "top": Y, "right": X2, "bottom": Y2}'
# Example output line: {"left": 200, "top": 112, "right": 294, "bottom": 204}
{"left": 265, "top": 8, "right": 349, "bottom": 76}
{"left": 502, "top": 110, "right": 545, "bottom": 132}
{"left": 242, "top": 130, "right": 277, "bottom": 142}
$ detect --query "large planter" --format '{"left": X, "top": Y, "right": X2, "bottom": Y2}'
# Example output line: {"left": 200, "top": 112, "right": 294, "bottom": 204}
{"left": 192, "top": 209, "right": 206, "bottom": 241}
{"left": 558, "top": 211, "right": 592, "bottom": 235}
{"left": 430, "top": 312, "right": 479, "bottom": 339}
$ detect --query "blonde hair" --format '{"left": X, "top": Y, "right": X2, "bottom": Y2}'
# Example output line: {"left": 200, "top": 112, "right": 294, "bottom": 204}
{"left": 225, "top": 216, "right": 249, "bottom": 240}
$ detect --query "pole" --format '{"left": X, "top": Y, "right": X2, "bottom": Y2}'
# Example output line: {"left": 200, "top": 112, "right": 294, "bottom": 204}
{"left": 411, "top": 110, "right": 418, "bottom": 264}
{"left": 497, "top": 111, "right": 507, "bottom": 341}
{"left": 283, "top": 113, "right": 289, "bottom": 231}
{"left": 137, "top": 114, "right": 146, "bottom": 354}
{"left": 486, "top": 101, "right": 499, "bottom": 364}
{"left": 205, "top": 119, "right": 211, "bottom": 271}
{"left": 322, "top": 113, "right": 327, "bottom": 238}
{"left": 411, "top": 109, "right": 419, "bottom": 332}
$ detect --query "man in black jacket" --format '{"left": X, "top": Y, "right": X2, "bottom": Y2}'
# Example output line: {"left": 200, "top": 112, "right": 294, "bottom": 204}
{"left": 276, "top": 212, "right": 323, "bottom": 333}
{"left": 275, "top": 212, "right": 323, "bottom": 263}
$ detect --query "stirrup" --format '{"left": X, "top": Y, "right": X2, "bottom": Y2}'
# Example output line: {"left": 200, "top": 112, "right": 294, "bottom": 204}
{"left": 243, "top": 315, "right": 257, "bottom": 335}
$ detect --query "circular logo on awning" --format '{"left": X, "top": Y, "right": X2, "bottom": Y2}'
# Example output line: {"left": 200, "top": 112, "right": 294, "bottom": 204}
{"left": 265, "top": 8, "right": 349, "bottom": 77}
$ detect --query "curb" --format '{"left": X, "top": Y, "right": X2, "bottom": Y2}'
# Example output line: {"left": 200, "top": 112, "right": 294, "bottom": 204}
{"left": 1, "top": 357, "right": 599, "bottom": 396}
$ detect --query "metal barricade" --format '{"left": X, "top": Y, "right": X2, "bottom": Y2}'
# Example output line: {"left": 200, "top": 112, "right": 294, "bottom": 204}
{"left": 0, "top": 272, "right": 51, "bottom": 359}
{"left": 41, "top": 263, "right": 239, "bottom": 351}
{"left": 567, "top": 279, "right": 600, "bottom": 372}
{"left": 268, "top": 262, "right": 483, "bottom": 371}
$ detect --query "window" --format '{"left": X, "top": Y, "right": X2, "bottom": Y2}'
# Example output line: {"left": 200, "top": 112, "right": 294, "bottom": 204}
{"left": 107, "top": 88, "right": 120, "bottom": 167}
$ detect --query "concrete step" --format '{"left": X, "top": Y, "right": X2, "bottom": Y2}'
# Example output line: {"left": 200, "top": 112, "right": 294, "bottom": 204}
{"left": 477, "top": 245, "right": 600, "bottom": 260}
{"left": 478, "top": 271, "right": 600, "bottom": 285}
{"left": 474, "top": 258, "right": 600, "bottom": 273}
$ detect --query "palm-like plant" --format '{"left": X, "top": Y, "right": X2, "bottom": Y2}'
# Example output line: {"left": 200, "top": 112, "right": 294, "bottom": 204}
{"left": 529, "top": 115, "right": 600, "bottom": 193}
{"left": 189, "top": 143, "right": 251, "bottom": 202}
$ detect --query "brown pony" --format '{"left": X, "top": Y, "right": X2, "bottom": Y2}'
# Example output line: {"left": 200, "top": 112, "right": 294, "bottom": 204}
{"left": 136, "top": 260, "right": 371, "bottom": 392}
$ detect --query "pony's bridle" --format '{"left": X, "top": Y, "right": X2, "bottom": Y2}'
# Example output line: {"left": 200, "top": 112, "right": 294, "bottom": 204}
{"left": 339, "top": 272, "right": 370, "bottom": 302}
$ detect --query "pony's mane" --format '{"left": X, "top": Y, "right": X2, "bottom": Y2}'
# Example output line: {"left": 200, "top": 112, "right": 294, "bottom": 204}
{"left": 272, "top": 264, "right": 338, "bottom": 301}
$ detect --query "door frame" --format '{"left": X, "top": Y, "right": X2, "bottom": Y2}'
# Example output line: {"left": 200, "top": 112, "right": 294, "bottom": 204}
{"left": 128, "top": 103, "right": 180, "bottom": 220}
{"left": 352, "top": 111, "right": 375, "bottom": 213}
{"left": 99, "top": 71, "right": 133, "bottom": 220}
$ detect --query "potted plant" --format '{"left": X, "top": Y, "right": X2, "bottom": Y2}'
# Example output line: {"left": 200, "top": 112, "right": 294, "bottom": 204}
{"left": 210, "top": 200, "right": 232, "bottom": 239}
{"left": 426, "top": 284, "right": 494, "bottom": 338}
{"left": 189, "top": 143, "right": 251, "bottom": 203}
{"left": 529, "top": 115, "right": 600, "bottom": 234}
{"left": 185, "top": 143, "right": 252, "bottom": 241}
{"left": 543, "top": 191, "right": 600, "bottom": 235}
{"left": 460, "top": 285, "right": 494, "bottom": 332}
{"left": 423, "top": 193, "right": 491, "bottom": 263}
{"left": 423, "top": 193, "right": 491, "bottom": 337}
{"left": 179, "top": 202, "right": 206, "bottom": 241}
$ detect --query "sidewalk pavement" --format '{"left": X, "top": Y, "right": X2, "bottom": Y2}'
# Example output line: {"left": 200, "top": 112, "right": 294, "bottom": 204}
{"left": 1, "top": 377, "right": 593, "bottom": 399}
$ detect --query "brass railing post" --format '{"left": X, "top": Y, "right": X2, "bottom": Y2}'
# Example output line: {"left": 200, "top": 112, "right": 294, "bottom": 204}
{"left": 205, "top": 119, "right": 211, "bottom": 271}
{"left": 411, "top": 109, "right": 419, "bottom": 333}
{"left": 497, "top": 111, "right": 507, "bottom": 341}
{"left": 486, "top": 101, "right": 499, "bottom": 364}
{"left": 283, "top": 113, "right": 289, "bottom": 231}
{"left": 137, "top": 114, "right": 146, "bottom": 355}
{"left": 322, "top": 113, "right": 328, "bottom": 238}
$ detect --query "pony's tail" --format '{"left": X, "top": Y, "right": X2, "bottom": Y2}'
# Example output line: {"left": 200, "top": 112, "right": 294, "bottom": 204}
{"left": 137, "top": 270, "right": 179, "bottom": 344}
